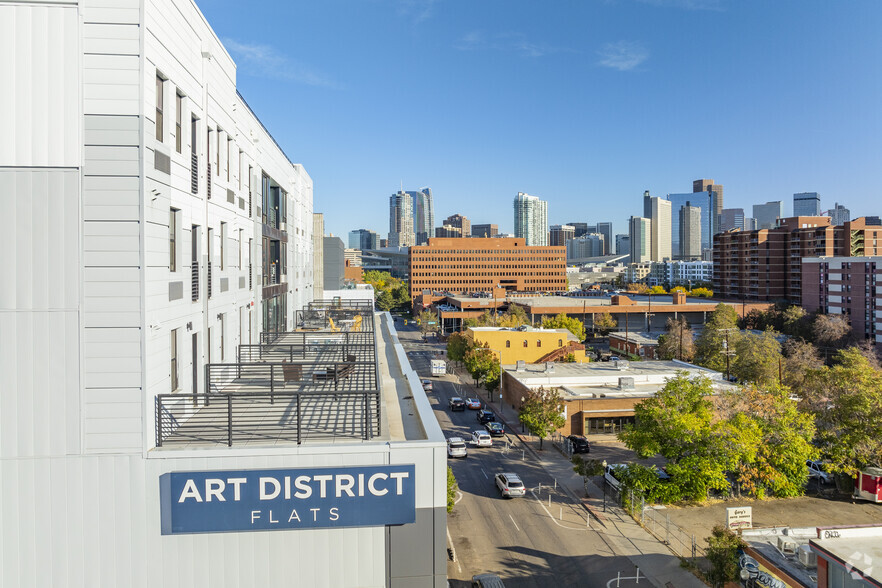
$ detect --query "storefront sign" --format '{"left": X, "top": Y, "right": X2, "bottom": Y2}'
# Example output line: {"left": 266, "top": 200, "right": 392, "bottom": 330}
{"left": 727, "top": 506, "right": 753, "bottom": 530}
{"left": 160, "top": 465, "right": 415, "bottom": 535}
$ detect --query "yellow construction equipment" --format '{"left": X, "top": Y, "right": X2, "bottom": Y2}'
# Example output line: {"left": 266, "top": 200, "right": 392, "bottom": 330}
{"left": 352, "top": 315, "right": 363, "bottom": 332}
{"left": 328, "top": 317, "right": 340, "bottom": 332}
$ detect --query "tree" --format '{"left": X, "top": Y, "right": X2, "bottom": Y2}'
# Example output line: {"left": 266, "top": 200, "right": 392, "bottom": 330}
{"left": 781, "top": 305, "right": 813, "bottom": 340}
{"left": 648, "top": 285, "right": 667, "bottom": 295}
{"left": 464, "top": 346, "right": 497, "bottom": 387}
{"left": 694, "top": 304, "right": 741, "bottom": 374}
{"left": 705, "top": 525, "right": 745, "bottom": 588}
{"left": 542, "top": 313, "right": 586, "bottom": 341}
{"left": 594, "top": 312, "right": 618, "bottom": 336}
{"left": 731, "top": 330, "right": 783, "bottom": 387}
{"left": 417, "top": 310, "right": 437, "bottom": 335}
{"left": 802, "top": 348, "right": 882, "bottom": 476}
{"left": 688, "top": 287, "right": 713, "bottom": 298}
{"left": 813, "top": 314, "right": 852, "bottom": 349}
{"left": 363, "top": 270, "right": 410, "bottom": 312}
{"left": 376, "top": 290, "right": 395, "bottom": 312}
{"left": 657, "top": 317, "right": 695, "bottom": 361}
{"left": 446, "top": 332, "right": 471, "bottom": 365}
{"left": 782, "top": 339, "right": 823, "bottom": 390}
{"left": 627, "top": 283, "right": 649, "bottom": 294}
{"left": 518, "top": 386, "right": 566, "bottom": 450}
{"left": 483, "top": 360, "right": 501, "bottom": 394}
{"left": 446, "top": 466, "right": 458, "bottom": 513}
{"left": 572, "top": 456, "right": 604, "bottom": 496}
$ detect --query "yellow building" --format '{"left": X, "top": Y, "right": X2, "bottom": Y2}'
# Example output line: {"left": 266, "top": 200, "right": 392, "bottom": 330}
{"left": 465, "top": 326, "right": 588, "bottom": 364}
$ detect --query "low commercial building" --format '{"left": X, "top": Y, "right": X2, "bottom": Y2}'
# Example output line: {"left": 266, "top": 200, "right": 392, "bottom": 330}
{"left": 409, "top": 237, "right": 567, "bottom": 303}
{"left": 500, "top": 360, "right": 732, "bottom": 436}
{"left": 802, "top": 256, "right": 881, "bottom": 351}
{"left": 609, "top": 331, "right": 660, "bottom": 360}
{"left": 466, "top": 326, "right": 588, "bottom": 364}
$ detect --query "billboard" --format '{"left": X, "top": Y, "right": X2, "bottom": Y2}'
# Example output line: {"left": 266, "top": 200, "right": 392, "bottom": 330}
{"left": 160, "top": 465, "right": 416, "bottom": 535}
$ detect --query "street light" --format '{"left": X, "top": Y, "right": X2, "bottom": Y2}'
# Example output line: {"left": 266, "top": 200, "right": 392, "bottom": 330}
{"left": 520, "top": 396, "right": 525, "bottom": 432}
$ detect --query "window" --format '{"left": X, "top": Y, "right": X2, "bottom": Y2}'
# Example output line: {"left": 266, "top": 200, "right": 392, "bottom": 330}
{"left": 238, "top": 228, "right": 243, "bottom": 268}
{"left": 537, "top": 340, "right": 542, "bottom": 348}
{"left": 220, "top": 222, "right": 226, "bottom": 270}
{"left": 175, "top": 92, "right": 183, "bottom": 153}
{"left": 558, "top": 339, "right": 563, "bottom": 347}
{"left": 216, "top": 129, "right": 221, "bottom": 175}
{"left": 219, "top": 314, "right": 225, "bottom": 361}
{"left": 170, "top": 329, "right": 179, "bottom": 391}
{"left": 523, "top": 340, "right": 528, "bottom": 348}
{"left": 155, "top": 72, "right": 164, "bottom": 142}
{"left": 169, "top": 208, "right": 178, "bottom": 271}
{"left": 505, "top": 340, "right": 510, "bottom": 348}
{"left": 226, "top": 137, "right": 231, "bottom": 182}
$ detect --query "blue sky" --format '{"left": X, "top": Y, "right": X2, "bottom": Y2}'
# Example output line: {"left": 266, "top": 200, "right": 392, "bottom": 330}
{"left": 200, "top": 0, "right": 882, "bottom": 240}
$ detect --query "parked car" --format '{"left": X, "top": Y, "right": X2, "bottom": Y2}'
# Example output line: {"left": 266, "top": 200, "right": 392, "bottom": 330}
{"left": 449, "top": 397, "right": 466, "bottom": 411}
{"left": 447, "top": 437, "right": 468, "bottom": 458}
{"left": 422, "top": 379, "right": 433, "bottom": 392}
{"left": 484, "top": 422, "right": 505, "bottom": 437}
{"left": 604, "top": 464, "right": 626, "bottom": 489}
{"left": 477, "top": 410, "right": 495, "bottom": 424}
{"left": 495, "top": 473, "right": 526, "bottom": 498}
{"left": 806, "top": 460, "right": 832, "bottom": 484}
{"left": 566, "top": 435, "right": 591, "bottom": 454}
{"left": 465, "top": 398, "right": 482, "bottom": 410}
{"left": 471, "top": 430, "right": 492, "bottom": 447}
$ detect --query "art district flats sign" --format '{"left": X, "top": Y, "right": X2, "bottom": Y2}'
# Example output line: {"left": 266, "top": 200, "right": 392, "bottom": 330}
{"left": 160, "top": 465, "right": 416, "bottom": 534}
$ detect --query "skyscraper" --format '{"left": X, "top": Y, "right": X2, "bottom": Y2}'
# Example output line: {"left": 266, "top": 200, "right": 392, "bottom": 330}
{"left": 629, "top": 217, "right": 652, "bottom": 263}
{"left": 679, "top": 204, "right": 702, "bottom": 259}
{"left": 829, "top": 203, "right": 851, "bottom": 225}
{"left": 349, "top": 228, "right": 380, "bottom": 251}
{"left": 566, "top": 234, "right": 605, "bottom": 260}
{"left": 411, "top": 188, "right": 434, "bottom": 245}
{"left": 549, "top": 224, "right": 575, "bottom": 246}
{"left": 753, "top": 201, "right": 784, "bottom": 230}
{"left": 667, "top": 190, "right": 719, "bottom": 255}
{"left": 644, "top": 192, "right": 672, "bottom": 261}
{"left": 513, "top": 192, "right": 549, "bottom": 246}
{"left": 389, "top": 191, "right": 415, "bottom": 247}
{"left": 721, "top": 208, "right": 745, "bottom": 231}
{"left": 694, "top": 179, "right": 723, "bottom": 227}
{"left": 596, "top": 222, "right": 613, "bottom": 255}
{"left": 471, "top": 223, "right": 498, "bottom": 238}
{"left": 794, "top": 192, "right": 821, "bottom": 216}
{"left": 568, "top": 222, "right": 589, "bottom": 238}
{"left": 615, "top": 234, "right": 630, "bottom": 256}
{"left": 444, "top": 214, "right": 470, "bottom": 238}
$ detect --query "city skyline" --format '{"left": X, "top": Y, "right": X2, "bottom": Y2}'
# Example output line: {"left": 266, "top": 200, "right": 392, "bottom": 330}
{"left": 197, "top": 1, "right": 882, "bottom": 239}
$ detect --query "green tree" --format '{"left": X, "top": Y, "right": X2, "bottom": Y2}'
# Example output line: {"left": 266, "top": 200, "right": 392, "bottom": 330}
{"left": 376, "top": 290, "right": 395, "bottom": 312}
{"left": 483, "top": 360, "right": 501, "bottom": 394}
{"left": 731, "top": 330, "right": 783, "bottom": 387}
{"left": 518, "top": 386, "right": 566, "bottom": 450}
{"left": 694, "top": 304, "right": 741, "bottom": 373}
{"left": 447, "top": 466, "right": 458, "bottom": 513}
{"left": 594, "top": 312, "right": 618, "bottom": 335}
{"left": 541, "top": 313, "right": 586, "bottom": 341}
{"left": 464, "top": 346, "right": 497, "bottom": 387}
{"left": 572, "top": 456, "right": 604, "bottom": 496}
{"left": 446, "top": 332, "right": 471, "bottom": 365}
{"left": 781, "top": 305, "right": 813, "bottom": 339}
{"left": 705, "top": 525, "right": 745, "bottom": 588}
{"left": 802, "top": 348, "right": 882, "bottom": 476}
{"left": 657, "top": 317, "right": 695, "bottom": 361}
{"left": 688, "top": 287, "right": 713, "bottom": 298}
{"left": 417, "top": 310, "right": 437, "bottom": 335}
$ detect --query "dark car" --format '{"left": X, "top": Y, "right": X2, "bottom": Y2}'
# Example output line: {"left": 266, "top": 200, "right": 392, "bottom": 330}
{"left": 477, "top": 410, "right": 495, "bottom": 424}
{"left": 484, "top": 422, "right": 505, "bottom": 437}
{"left": 449, "top": 397, "right": 466, "bottom": 411}
{"left": 566, "top": 435, "right": 591, "bottom": 454}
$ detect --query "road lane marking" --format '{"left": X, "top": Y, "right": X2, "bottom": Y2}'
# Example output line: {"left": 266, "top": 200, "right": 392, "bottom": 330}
{"left": 508, "top": 514, "right": 521, "bottom": 532}
{"left": 480, "top": 468, "right": 489, "bottom": 479}
{"left": 446, "top": 526, "right": 462, "bottom": 573}
{"left": 455, "top": 490, "right": 464, "bottom": 504}
{"left": 529, "top": 488, "right": 591, "bottom": 531}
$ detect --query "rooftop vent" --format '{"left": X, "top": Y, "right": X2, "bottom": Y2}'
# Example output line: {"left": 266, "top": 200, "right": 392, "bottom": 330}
{"left": 618, "top": 377, "right": 635, "bottom": 391}
{"left": 516, "top": 360, "right": 526, "bottom": 372}
{"left": 545, "top": 362, "right": 555, "bottom": 373}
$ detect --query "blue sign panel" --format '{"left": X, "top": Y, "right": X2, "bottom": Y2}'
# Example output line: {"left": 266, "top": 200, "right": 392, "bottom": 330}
{"left": 160, "top": 465, "right": 416, "bottom": 535}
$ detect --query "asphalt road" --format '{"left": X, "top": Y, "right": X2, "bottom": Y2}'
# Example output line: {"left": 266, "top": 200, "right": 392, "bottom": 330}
{"left": 396, "top": 323, "right": 646, "bottom": 588}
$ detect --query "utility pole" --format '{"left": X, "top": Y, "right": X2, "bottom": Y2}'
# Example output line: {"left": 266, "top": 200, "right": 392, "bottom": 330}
{"left": 720, "top": 328, "right": 737, "bottom": 381}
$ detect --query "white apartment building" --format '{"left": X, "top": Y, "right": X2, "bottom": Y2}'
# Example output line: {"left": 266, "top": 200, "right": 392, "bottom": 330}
{"left": 0, "top": 1, "right": 446, "bottom": 587}
{"left": 514, "top": 192, "right": 549, "bottom": 246}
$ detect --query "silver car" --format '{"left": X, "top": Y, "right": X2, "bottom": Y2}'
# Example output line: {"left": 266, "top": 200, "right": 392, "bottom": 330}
{"left": 495, "top": 473, "right": 525, "bottom": 498}
{"left": 447, "top": 437, "right": 468, "bottom": 458}
{"left": 471, "top": 430, "right": 492, "bottom": 447}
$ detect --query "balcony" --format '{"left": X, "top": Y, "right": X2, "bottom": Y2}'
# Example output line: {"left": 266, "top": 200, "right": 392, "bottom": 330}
{"left": 155, "top": 302, "right": 380, "bottom": 448}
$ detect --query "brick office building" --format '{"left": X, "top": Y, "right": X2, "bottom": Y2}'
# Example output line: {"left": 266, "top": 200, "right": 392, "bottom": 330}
{"left": 713, "top": 216, "right": 882, "bottom": 304}
{"left": 802, "top": 256, "right": 882, "bottom": 350}
{"left": 408, "top": 237, "right": 566, "bottom": 303}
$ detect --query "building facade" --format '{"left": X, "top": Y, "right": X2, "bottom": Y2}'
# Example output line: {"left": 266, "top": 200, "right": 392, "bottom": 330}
{"left": 721, "top": 208, "right": 745, "bottom": 231}
{"left": 349, "top": 228, "right": 380, "bottom": 251}
{"left": 693, "top": 178, "right": 724, "bottom": 226}
{"left": 645, "top": 194, "right": 672, "bottom": 261}
{"left": 435, "top": 224, "right": 463, "bottom": 238}
{"left": 596, "top": 222, "right": 613, "bottom": 255}
{"left": 713, "top": 216, "right": 882, "bottom": 304}
{"left": 629, "top": 216, "right": 652, "bottom": 263}
{"left": 550, "top": 224, "right": 576, "bottom": 246}
{"left": 679, "top": 203, "right": 702, "bottom": 259}
{"left": 829, "top": 202, "right": 851, "bottom": 225}
{"left": 443, "top": 213, "right": 470, "bottom": 238}
{"left": 323, "top": 236, "right": 345, "bottom": 291}
{"left": 615, "top": 234, "right": 630, "bottom": 256}
{"left": 465, "top": 327, "right": 587, "bottom": 364}
{"left": 412, "top": 188, "right": 435, "bottom": 245}
{"left": 513, "top": 192, "right": 549, "bottom": 246}
{"left": 753, "top": 200, "right": 784, "bottom": 230}
{"left": 389, "top": 190, "right": 416, "bottom": 247}
{"left": 566, "top": 233, "right": 605, "bottom": 261}
{"left": 472, "top": 223, "right": 498, "bottom": 238}
{"left": 569, "top": 222, "right": 590, "bottom": 237}
{"left": 794, "top": 192, "right": 822, "bottom": 216}
{"left": 802, "top": 257, "right": 881, "bottom": 350}
{"left": 408, "top": 237, "right": 566, "bottom": 300}
{"left": 314, "top": 213, "right": 325, "bottom": 300}
{"left": 0, "top": 2, "right": 455, "bottom": 586}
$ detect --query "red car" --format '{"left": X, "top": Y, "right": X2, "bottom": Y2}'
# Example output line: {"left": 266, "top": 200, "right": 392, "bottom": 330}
{"left": 465, "top": 398, "right": 482, "bottom": 410}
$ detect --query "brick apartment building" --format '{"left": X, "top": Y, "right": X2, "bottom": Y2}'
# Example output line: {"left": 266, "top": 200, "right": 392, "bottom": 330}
{"left": 802, "top": 257, "right": 882, "bottom": 350}
{"left": 408, "top": 237, "right": 566, "bottom": 303}
{"left": 713, "top": 216, "right": 882, "bottom": 304}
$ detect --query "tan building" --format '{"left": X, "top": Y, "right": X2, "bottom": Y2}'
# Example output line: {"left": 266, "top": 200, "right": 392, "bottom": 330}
{"left": 713, "top": 216, "right": 882, "bottom": 304}
{"left": 408, "top": 237, "right": 566, "bottom": 302}
{"left": 466, "top": 326, "right": 587, "bottom": 364}
{"left": 501, "top": 360, "right": 733, "bottom": 437}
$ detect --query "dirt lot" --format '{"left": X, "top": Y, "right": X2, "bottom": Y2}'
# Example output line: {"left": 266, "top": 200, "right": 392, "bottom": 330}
{"left": 661, "top": 491, "right": 882, "bottom": 548}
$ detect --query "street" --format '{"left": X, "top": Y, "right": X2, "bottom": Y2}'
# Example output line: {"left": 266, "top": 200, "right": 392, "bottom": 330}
{"left": 396, "top": 322, "right": 653, "bottom": 588}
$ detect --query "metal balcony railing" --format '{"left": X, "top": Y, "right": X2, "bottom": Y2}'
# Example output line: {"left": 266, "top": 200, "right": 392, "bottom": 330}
{"left": 190, "top": 151, "right": 198, "bottom": 194}
{"left": 207, "top": 263, "right": 212, "bottom": 298}
{"left": 207, "top": 163, "right": 212, "bottom": 199}
{"left": 191, "top": 264, "right": 199, "bottom": 301}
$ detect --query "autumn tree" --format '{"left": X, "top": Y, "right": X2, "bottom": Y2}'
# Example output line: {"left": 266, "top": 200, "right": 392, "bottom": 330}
{"left": 731, "top": 330, "right": 783, "bottom": 387}
{"left": 813, "top": 314, "right": 852, "bottom": 349}
{"left": 694, "top": 304, "right": 741, "bottom": 373}
{"left": 518, "top": 386, "right": 566, "bottom": 450}
{"left": 648, "top": 285, "right": 667, "bottom": 295}
{"left": 594, "top": 312, "right": 618, "bottom": 335}
{"left": 657, "top": 317, "right": 695, "bottom": 361}
{"left": 541, "top": 313, "right": 586, "bottom": 341}
{"left": 781, "top": 339, "right": 823, "bottom": 390}
{"left": 627, "top": 283, "right": 650, "bottom": 294}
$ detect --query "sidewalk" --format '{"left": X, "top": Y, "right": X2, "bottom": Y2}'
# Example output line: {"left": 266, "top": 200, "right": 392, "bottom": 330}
{"left": 451, "top": 366, "right": 708, "bottom": 588}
